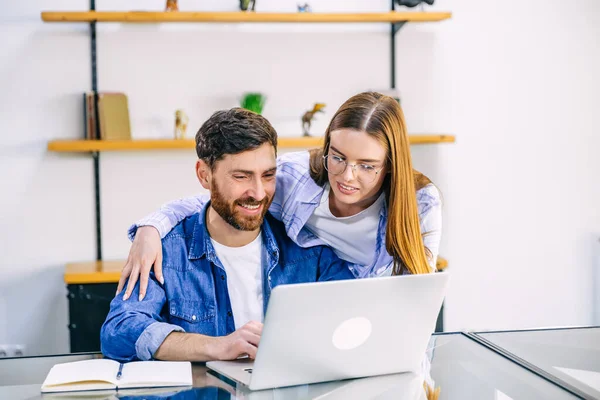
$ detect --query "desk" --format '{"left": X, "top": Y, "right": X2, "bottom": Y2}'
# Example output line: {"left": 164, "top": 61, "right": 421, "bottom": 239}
{"left": 0, "top": 333, "right": 578, "bottom": 400}
{"left": 473, "top": 327, "right": 600, "bottom": 399}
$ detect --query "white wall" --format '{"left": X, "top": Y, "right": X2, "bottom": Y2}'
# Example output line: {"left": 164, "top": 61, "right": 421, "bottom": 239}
{"left": 1, "top": 0, "right": 599, "bottom": 356}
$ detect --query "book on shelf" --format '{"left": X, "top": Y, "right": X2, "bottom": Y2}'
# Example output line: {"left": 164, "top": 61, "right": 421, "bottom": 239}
{"left": 83, "top": 92, "right": 132, "bottom": 141}
{"left": 83, "top": 92, "right": 97, "bottom": 140}
{"left": 41, "top": 359, "right": 192, "bottom": 393}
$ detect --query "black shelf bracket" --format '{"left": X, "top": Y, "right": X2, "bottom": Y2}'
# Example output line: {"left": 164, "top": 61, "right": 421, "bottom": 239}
{"left": 389, "top": 1, "right": 407, "bottom": 89}
{"left": 90, "top": 0, "right": 102, "bottom": 261}
{"left": 390, "top": 21, "right": 406, "bottom": 89}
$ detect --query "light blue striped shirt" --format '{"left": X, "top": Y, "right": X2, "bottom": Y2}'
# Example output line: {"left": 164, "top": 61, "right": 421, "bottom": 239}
{"left": 130, "top": 151, "right": 442, "bottom": 278}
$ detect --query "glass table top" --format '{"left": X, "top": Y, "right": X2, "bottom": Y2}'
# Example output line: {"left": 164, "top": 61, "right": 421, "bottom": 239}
{"left": 476, "top": 327, "right": 600, "bottom": 399}
{"left": 0, "top": 333, "right": 578, "bottom": 400}
{"left": 427, "top": 333, "right": 577, "bottom": 400}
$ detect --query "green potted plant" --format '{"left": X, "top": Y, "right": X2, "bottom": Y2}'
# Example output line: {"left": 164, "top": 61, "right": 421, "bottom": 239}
{"left": 240, "top": 92, "right": 266, "bottom": 115}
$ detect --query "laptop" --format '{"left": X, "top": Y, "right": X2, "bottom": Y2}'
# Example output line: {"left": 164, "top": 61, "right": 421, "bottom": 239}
{"left": 207, "top": 272, "right": 449, "bottom": 391}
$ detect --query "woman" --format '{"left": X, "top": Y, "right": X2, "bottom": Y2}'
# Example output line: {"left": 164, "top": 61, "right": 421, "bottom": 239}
{"left": 118, "top": 91, "right": 442, "bottom": 299}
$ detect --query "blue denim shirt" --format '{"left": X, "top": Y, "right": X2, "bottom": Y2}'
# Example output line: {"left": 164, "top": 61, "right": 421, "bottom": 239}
{"left": 102, "top": 203, "right": 354, "bottom": 362}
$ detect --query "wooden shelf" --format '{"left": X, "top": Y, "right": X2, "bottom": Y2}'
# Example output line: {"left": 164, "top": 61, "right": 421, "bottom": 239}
{"left": 47, "top": 135, "right": 454, "bottom": 153}
{"left": 64, "top": 257, "right": 448, "bottom": 284}
{"left": 47, "top": 137, "right": 318, "bottom": 152}
{"left": 41, "top": 11, "right": 451, "bottom": 24}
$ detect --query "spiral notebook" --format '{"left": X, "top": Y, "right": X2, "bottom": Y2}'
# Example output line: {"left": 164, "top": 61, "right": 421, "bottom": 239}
{"left": 41, "top": 359, "right": 192, "bottom": 393}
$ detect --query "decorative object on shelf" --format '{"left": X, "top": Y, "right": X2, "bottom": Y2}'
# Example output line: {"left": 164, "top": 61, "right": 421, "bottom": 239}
{"left": 83, "top": 92, "right": 97, "bottom": 140}
{"left": 302, "top": 103, "right": 326, "bottom": 137}
{"left": 395, "top": 0, "right": 434, "bottom": 8}
{"left": 297, "top": 3, "right": 312, "bottom": 12}
{"left": 239, "top": 0, "right": 256, "bottom": 11}
{"left": 174, "top": 109, "right": 189, "bottom": 139}
{"left": 84, "top": 92, "right": 132, "bottom": 140}
{"left": 240, "top": 92, "right": 266, "bottom": 115}
{"left": 165, "top": 0, "right": 178, "bottom": 11}
{"left": 97, "top": 92, "right": 131, "bottom": 140}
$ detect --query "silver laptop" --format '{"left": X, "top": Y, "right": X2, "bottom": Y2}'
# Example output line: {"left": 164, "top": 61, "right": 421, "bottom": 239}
{"left": 207, "top": 272, "right": 449, "bottom": 391}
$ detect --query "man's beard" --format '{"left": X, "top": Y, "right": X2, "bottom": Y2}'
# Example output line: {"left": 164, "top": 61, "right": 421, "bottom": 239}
{"left": 210, "top": 178, "right": 271, "bottom": 231}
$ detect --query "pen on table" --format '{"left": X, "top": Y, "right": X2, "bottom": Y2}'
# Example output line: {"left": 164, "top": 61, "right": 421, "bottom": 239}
{"left": 116, "top": 363, "right": 124, "bottom": 380}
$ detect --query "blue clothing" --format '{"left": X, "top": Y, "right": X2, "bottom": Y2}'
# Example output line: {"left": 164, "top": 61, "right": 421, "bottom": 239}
{"left": 130, "top": 151, "right": 442, "bottom": 277}
{"left": 118, "top": 387, "right": 222, "bottom": 400}
{"left": 102, "top": 204, "right": 354, "bottom": 362}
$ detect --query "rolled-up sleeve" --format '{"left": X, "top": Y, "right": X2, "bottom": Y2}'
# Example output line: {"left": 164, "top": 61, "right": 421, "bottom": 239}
{"left": 100, "top": 274, "right": 182, "bottom": 362}
{"left": 135, "top": 322, "right": 184, "bottom": 361}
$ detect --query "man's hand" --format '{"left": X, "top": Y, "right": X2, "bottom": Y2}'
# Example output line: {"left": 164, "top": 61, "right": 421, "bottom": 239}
{"left": 116, "top": 226, "right": 164, "bottom": 301}
{"left": 211, "top": 321, "right": 263, "bottom": 360}
{"left": 154, "top": 322, "right": 263, "bottom": 362}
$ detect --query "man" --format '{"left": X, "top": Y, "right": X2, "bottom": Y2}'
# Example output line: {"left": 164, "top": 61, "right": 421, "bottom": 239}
{"left": 100, "top": 108, "right": 354, "bottom": 362}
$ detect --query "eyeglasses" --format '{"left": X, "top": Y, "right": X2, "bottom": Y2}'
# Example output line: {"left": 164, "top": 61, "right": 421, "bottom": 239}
{"left": 322, "top": 155, "right": 385, "bottom": 183}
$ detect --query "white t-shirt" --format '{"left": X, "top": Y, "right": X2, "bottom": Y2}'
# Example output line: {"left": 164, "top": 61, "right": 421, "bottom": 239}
{"left": 304, "top": 184, "right": 384, "bottom": 266}
{"left": 210, "top": 233, "right": 264, "bottom": 330}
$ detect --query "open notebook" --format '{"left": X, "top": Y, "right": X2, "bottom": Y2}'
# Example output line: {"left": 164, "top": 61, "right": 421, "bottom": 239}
{"left": 41, "top": 359, "right": 192, "bottom": 393}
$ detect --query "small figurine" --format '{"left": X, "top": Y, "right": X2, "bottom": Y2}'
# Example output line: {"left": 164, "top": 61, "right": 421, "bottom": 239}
{"left": 297, "top": 3, "right": 312, "bottom": 12}
{"left": 302, "top": 103, "right": 326, "bottom": 137}
{"left": 174, "top": 109, "right": 189, "bottom": 139}
{"left": 165, "top": 0, "right": 178, "bottom": 11}
{"left": 240, "top": 0, "right": 256, "bottom": 11}
{"left": 395, "top": 0, "right": 434, "bottom": 8}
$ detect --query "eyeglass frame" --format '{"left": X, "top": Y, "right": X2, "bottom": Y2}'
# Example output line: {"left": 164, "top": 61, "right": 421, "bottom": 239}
{"left": 322, "top": 154, "right": 386, "bottom": 183}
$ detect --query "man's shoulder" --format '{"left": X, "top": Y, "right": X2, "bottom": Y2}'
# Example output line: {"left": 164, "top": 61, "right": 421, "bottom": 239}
{"left": 161, "top": 213, "right": 204, "bottom": 269}
{"left": 163, "top": 212, "right": 203, "bottom": 242}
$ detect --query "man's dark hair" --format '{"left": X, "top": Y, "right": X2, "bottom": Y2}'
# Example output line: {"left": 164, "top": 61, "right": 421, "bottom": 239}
{"left": 195, "top": 107, "right": 278, "bottom": 168}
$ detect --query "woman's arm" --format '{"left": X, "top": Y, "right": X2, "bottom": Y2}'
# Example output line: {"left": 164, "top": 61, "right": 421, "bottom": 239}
{"left": 417, "top": 185, "right": 443, "bottom": 271}
{"left": 117, "top": 195, "right": 209, "bottom": 300}
{"left": 128, "top": 195, "right": 209, "bottom": 240}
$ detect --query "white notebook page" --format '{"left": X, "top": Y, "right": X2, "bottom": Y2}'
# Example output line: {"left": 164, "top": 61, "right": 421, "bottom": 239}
{"left": 43, "top": 359, "right": 119, "bottom": 387}
{"left": 119, "top": 361, "right": 192, "bottom": 388}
